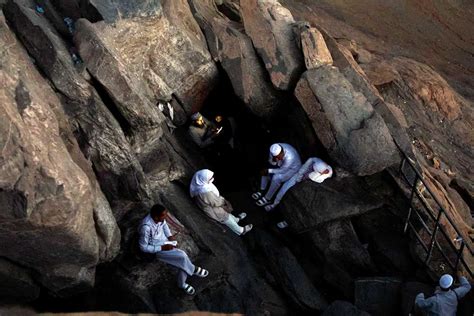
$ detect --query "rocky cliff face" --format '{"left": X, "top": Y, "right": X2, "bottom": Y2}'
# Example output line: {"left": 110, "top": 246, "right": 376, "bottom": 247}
{"left": 0, "top": 0, "right": 472, "bottom": 314}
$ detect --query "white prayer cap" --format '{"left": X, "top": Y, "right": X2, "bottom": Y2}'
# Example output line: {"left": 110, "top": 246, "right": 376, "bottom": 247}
{"left": 270, "top": 144, "right": 282, "bottom": 156}
{"left": 439, "top": 274, "right": 453, "bottom": 289}
{"left": 191, "top": 112, "right": 202, "bottom": 121}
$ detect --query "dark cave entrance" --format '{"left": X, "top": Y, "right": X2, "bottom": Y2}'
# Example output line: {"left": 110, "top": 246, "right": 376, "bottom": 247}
{"left": 189, "top": 66, "right": 345, "bottom": 305}
{"left": 194, "top": 64, "right": 329, "bottom": 195}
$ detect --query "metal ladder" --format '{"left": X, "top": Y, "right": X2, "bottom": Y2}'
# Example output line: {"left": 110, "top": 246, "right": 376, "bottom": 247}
{"left": 398, "top": 149, "right": 473, "bottom": 278}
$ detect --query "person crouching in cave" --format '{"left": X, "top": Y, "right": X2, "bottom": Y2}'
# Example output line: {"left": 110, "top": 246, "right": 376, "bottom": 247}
{"left": 252, "top": 143, "right": 302, "bottom": 207}
{"left": 264, "top": 157, "right": 333, "bottom": 212}
{"left": 190, "top": 169, "right": 253, "bottom": 236}
{"left": 138, "top": 204, "right": 209, "bottom": 295}
{"left": 188, "top": 112, "right": 220, "bottom": 149}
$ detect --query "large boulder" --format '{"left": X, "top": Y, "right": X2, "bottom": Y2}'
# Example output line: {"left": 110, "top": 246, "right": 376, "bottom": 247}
{"left": 363, "top": 56, "right": 473, "bottom": 184}
{"left": 85, "top": 0, "right": 162, "bottom": 23}
{"left": 3, "top": 0, "right": 151, "bottom": 218}
{"left": 74, "top": 19, "right": 164, "bottom": 136}
{"left": 280, "top": 170, "right": 383, "bottom": 232}
{"left": 188, "top": 0, "right": 283, "bottom": 118}
{"left": 0, "top": 258, "right": 40, "bottom": 303}
{"left": 0, "top": 13, "right": 118, "bottom": 294}
{"left": 78, "top": 1, "right": 218, "bottom": 115}
{"left": 240, "top": 0, "right": 304, "bottom": 90}
{"left": 353, "top": 208, "right": 417, "bottom": 277}
{"left": 250, "top": 230, "right": 328, "bottom": 311}
{"left": 322, "top": 33, "right": 413, "bottom": 154}
{"left": 310, "top": 220, "right": 376, "bottom": 276}
{"left": 295, "top": 65, "right": 400, "bottom": 175}
{"left": 305, "top": 220, "right": 376, "bottom": 298}
{"left": 294, "top": 23, "right": 333, "bottom": 70}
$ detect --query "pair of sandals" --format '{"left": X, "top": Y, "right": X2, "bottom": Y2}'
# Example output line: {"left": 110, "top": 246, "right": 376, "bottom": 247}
{"left": 182, "top": 266, "right": 209, "bottom": 295}
{"left": 252, "top": 192, "right": 277, "bottom": 211}
{"left": 236, "top": 212, "right": 253, "bottom": 235}
{"left": 252, "top": 192, "right": 269, "bottom": 206}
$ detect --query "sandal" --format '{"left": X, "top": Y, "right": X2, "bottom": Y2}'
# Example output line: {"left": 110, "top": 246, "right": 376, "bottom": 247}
{"left": 241, "top": 224, "right": 253, "bottom": 235}
{"left": 238, "top": 212, "right": 247, "bottom": 220}
{"left": 183, "top": 283, "right": 195, "bottom": 295}
{"left": 256, "top": 197, "right": 270, "bottom": 206}
{"left": 251, "top": 192, "right": 262, "bottom": 200}
{"left": 193, "top": 266, "right": 209, "bottom": 278}
{"left": 276, "top": 221, "right": 288, "bottom": 229}
{"left": 265, "top": 203, "right": 277, "bottom": 212}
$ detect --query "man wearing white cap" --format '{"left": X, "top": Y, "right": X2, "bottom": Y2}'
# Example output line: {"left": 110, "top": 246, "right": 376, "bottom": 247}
{"left": 415, "top": 273, "right": 471, "bottom": 315}
{"left": 252, "top": 143, "right": 302, "bottom": 206}
{"left": 264, "top": 157, "right": 333, "bottom": 211}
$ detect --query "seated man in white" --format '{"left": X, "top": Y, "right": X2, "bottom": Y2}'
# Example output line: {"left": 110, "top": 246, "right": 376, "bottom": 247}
{"left": 252, "top": 143, "right": 302, "bottom": 206}
{"left": 264, "top": 157, "right": 333, "bottom": 211}
{"left": 138, "top": 204, "right": 209, "bottom": 295}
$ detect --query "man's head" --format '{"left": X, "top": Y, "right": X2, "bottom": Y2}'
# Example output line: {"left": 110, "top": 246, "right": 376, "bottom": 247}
{"left": 439, "top": 274, "right": 453, "bottom": 291}
{"left": 150, "top": 204, "right": 168, "bottom": 223}
{"left": 270, "top": 144, "right": 285, "bottom": 162}
{"left": 191, "top": 112, "right": 205, "bottom": 127}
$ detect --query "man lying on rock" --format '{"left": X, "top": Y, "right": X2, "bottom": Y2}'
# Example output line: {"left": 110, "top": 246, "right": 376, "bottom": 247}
{"left": 265, "top": 157, "right": 333, "bottom": 212}
{"left": 252, "top": 143, "right": 302, "bottom": 207}
{"left": 138, "top": 204, "right": 209, "bottom": 295}
{"left": 190, "top": 169, "right": 253, "bottom": 235}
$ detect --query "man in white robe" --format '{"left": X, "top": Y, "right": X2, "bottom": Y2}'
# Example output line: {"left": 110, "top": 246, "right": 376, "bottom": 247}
{"left": 264, "top": 157, "right": 333, "bottom": 211}
{"left": 138, "top": 204, "right": 209, "bottom": 295}
{"left": 252, "top": 143, "right": 302, "bottom": 206}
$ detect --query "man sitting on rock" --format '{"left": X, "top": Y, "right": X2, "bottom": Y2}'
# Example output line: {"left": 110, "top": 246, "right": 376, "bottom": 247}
{"left": 252, "top": 143, "right": 302, "bottom": 207}
{"left": 138, "top": 204, "right": 209, "bottom": 295}
{"left": 264, "top": 157, "right": 333, "bottom": 212}
{"left": 415, "top": 273, "right": 471, "bottom": 315}
{"left": 188, "top": 112, "right": 220, "bottom": 149}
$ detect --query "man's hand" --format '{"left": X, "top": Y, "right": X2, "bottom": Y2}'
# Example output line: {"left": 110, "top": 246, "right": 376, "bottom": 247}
{"left": 260, "top": 169, "right": 269, "bottom": 176}
{"left": 161, "top": 244, "right": 175, "bottom": 251}
{"left": 168, "top": 235, "right": 176, "bottom": 241}
{"left": 456, "top": 269, "right": 465, "bottom": 280}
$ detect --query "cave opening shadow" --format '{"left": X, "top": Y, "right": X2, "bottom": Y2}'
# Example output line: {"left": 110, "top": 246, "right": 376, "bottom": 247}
{"left": 196, "top": 66, "right": 273, "bottom": 194}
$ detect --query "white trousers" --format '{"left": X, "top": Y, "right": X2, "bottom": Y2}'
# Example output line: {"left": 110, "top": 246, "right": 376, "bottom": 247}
{"left": 223, "top": 214, "right": 244, "bottom": 235}
{"left": 273, "top": 172, "right": 333, "bottom": 205}
{"left": 260, "top": 173, "right": 295, "bottom": 200}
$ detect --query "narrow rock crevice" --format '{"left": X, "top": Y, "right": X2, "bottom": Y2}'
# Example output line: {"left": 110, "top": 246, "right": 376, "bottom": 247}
{"left": 88, "top": 74, "right": 133, "bottom": 137}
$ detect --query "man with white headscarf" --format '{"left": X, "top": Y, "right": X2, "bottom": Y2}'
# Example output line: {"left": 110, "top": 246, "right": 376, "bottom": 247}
{"left": 190, "top": 169, "right": 253, "bottom": 235}
{"left": 415, "top": 273, "right": 471, "bottom": 315}
{"left": 264, "top": 157, "right": 333, "bottom": 211}
{"left": 252, "top": 143, "right": 302, "bottom": 206}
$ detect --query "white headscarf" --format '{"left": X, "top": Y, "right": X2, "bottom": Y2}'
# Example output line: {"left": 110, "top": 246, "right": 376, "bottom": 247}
{"left": 190, "top": 169, "right": 220, "bottom": 198}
